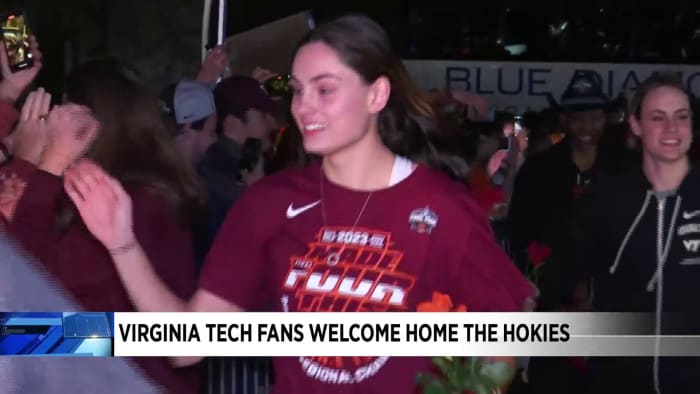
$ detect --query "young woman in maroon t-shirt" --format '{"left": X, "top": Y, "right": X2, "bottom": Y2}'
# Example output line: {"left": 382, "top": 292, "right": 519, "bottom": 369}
{"left": 64, "top": 15, "right": 535, "bottom": 393}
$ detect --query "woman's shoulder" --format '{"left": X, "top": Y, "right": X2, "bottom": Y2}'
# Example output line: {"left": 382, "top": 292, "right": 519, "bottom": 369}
{"left": 240, "top": 163, "right": 320, "bottom": 201}
{"left": 412, "top": 165, "right": 490, "bottom": 227}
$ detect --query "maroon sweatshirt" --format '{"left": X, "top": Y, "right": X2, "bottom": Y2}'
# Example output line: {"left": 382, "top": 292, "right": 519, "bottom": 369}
{"left": 0, "top": 157, "right": 201, "bottom": 394}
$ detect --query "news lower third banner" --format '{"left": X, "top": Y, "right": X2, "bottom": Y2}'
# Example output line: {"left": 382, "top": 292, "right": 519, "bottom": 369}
{"left": 0, "top": 312, "right": 114, "bottom": 356}
{"left": 113, "top": 312, "right": 700, "bottom": 358}
{"left": 3, "top": 312, "right": 700, "bottom": 357}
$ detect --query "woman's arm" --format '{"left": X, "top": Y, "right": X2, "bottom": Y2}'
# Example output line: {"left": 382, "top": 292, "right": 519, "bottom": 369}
{"left": 64, "top": 161, "right": 245, "bottom": 367}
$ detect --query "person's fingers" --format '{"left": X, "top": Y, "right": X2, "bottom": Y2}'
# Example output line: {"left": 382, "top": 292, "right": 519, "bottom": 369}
{"left": 103, "top": 173, "right": 130, "bottom": 207}
{"left": 68, "top": 168, "right": 93, "bottom": 199}
{"left": 73, "top": 160, "right": 106, "bottom": 180}
{"left": 74, "top": 160, "right": 122, "bottom": 204}
{"left": 92, "top": 174, "right": 120, "bottom": 205}
{"left": 20, "top": 91, "right": 37, "bottom": 121}
{"left": 28, "top": 88, "right": 47, "bottom": 120}
{"left": 38, "top": 90, "right": 51, "bottom": 119}
{"left": 64, "top": 174, "right": 86, "bottom": 205}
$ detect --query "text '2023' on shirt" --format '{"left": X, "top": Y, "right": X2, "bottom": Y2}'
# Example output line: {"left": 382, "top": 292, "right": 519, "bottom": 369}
{"left": 200, "top": 160, "right": 532, "bottom": 394}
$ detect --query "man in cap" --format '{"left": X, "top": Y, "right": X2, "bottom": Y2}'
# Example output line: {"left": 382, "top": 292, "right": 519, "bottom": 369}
{"left": 161, "top": 80, "right": 218, "bottom": 165}
{"left": 193, "top": 75, "right": 278, "bottom": 266}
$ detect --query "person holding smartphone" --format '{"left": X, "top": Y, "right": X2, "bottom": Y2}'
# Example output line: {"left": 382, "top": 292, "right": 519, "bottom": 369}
{"left": 191, "top": 75, "right": 278, "bottom": 264}
{"left": 0, "top": 32, "right": 42, "bottom": 166}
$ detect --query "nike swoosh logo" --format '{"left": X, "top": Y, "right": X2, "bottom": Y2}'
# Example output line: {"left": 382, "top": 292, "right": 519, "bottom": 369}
{"left": 286, "top": 200, "right": 320, "bottom": 219}
{"left": 683, "top": 210, "right": 700, "bottom": 220}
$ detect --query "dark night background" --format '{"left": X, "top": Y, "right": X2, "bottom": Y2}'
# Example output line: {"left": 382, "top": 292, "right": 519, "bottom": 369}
{"left": 1, "top": 0, "right": 699, "bottom": 99}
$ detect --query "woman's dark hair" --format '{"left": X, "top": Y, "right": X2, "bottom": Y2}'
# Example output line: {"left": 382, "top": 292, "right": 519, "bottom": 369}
{"left": 630, "top": 72, "right": 689, "bottom": 119}
{"left": 60, "top": 58, "right": 204, "bottom": 228}
{"left": 295, "top": 14, "right": 469, "bottom": 181}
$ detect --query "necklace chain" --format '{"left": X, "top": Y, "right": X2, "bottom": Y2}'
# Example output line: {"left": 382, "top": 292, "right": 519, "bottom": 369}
{"left": 319, "top": 165, "right": 373, "bottom": 231}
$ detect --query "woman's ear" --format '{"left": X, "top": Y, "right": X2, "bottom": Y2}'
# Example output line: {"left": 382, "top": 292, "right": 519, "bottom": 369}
{"left": 367, "top": 76, "right": 391, "bottom": 114}
{"left": 629, "top": 115, "right": 642, "bottom": 138}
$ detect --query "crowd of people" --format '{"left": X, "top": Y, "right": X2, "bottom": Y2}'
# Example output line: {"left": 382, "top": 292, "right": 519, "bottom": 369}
{"left": 0, "top": 12, "right": 698, "bottom": 394}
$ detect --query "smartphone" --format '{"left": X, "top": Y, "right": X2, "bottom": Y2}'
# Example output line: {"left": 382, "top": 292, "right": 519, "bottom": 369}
{"left": 513, "top": 115, "right": 523, "bottom": 136}
{"left": 0, "top": 10, "right": 33, "bottom": 72}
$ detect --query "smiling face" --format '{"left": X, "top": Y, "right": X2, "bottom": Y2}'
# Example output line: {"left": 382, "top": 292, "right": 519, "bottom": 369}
{"left": 562, "top": 108, "right": 606, "bottom": 149}
{"left": 289, "top": 41, "right": 389, "bottom": 157}
{"left": 630, "top": 85, "right": 692, "bottom": 164}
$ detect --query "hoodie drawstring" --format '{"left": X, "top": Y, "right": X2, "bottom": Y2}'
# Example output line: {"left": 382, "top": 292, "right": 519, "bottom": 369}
{"left": 609, "top": 191, "right": 653, "bottom": 275}
{"left": 647, "top": 197, "right": 681, "bottom": 292}
{"left": 652, "top": 196, "right": 682, "bottom": 394}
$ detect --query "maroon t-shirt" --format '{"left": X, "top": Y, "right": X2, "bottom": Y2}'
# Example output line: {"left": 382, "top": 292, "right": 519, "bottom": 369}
{"left": 200, "top": 161, "right": 532, "bottom": 393}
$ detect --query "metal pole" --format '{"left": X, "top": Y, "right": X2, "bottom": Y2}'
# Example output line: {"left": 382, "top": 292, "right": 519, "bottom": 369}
{"left": 216, "top": 0, "right": 227, "bottom": 83}
{"left": 202, "top": 0, "right": 212, "bottom": 61}
{"left": 217, "top": 0, "right": 226, "bottom": 46}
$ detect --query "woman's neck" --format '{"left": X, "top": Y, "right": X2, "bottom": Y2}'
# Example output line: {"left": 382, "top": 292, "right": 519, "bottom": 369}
{"left": 322, "top": 133, "right": 397, "bottom": 191}
{"left": 643, "top": 155, "right": 690, "bottom": 192}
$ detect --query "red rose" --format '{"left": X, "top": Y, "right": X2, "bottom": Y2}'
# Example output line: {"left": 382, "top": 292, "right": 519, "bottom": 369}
{"left": 526, "top": 241, "right": 552, "bottom": 267}
{"left": 569, "top": 356, "right": 589, "bottom": 373}
{"left": 417, "top": 291, "right": 467, "bottom": 312}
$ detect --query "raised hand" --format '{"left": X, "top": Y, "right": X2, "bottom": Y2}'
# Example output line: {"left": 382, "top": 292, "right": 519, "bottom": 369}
{"left": 196, "top": 46, "right": 228, "bottom": 84}
{"left": 487, "top": 149, "right": 508, "bottom": 178}
{"left": 64, "top": 160, "right": 135, "bottom": 251}
{"left": 0, "top": 35, "right": 43, "bottom": 104}
{"left": 6, "top": 88, "right": 52, "bottom": 164}
{"left": 38, "top": 104, "right": 100, "bottom": 176}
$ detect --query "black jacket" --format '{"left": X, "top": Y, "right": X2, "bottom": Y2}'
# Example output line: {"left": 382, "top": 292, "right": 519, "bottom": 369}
{"left": 574, "top": 162, "right": 700, "bottom": 394}
{"left": 509, "top": 138, "right": 588, "bottom": 252}
{"left": 508, "top": 138, "right": 598, "bottom": 310}
{"left": 193, "top": 137, "right": 247, "bottom": 268}
{"left": 508, "top": 135, "right": 637, "bottom": 309}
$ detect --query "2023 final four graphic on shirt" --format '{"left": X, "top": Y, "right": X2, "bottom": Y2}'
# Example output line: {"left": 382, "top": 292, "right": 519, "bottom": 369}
{"left": 282, "top": 225, "right": 415, "bottom": 384}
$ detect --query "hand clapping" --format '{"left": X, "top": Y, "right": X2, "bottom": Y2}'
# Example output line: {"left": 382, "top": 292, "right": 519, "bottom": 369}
{"left": 38, "top": 104, "right": 100, "bottom": 176}
{"left": 64, "top": 160, "right": 135, "bottom": 252}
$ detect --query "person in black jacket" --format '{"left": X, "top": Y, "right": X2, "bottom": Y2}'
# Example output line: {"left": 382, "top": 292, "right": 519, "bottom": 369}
{"left": 508, "top": 72, "right": 639, "bottom": 394}
{"left": 508, "top": 71, "right": 617, "bottom": 310}
{"left": 573, "top": 73, "right": 700, "bottom": 394}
